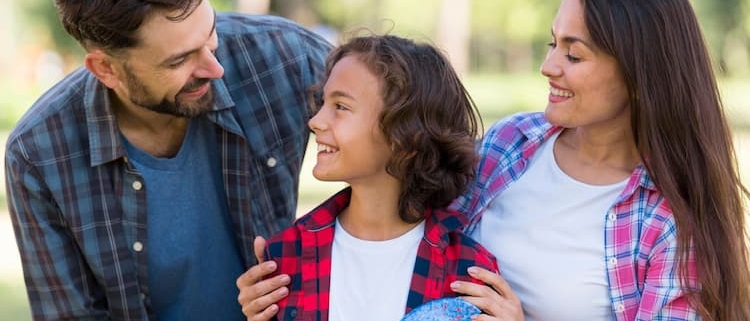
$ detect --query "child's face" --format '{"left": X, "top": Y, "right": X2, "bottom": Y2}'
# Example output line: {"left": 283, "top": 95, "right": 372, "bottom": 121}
{"left": 308, "top": 55, "right": 394, "bottom": 186}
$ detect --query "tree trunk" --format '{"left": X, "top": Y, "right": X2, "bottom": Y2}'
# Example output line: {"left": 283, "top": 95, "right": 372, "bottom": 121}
{"left": 436, "top": 0, "right": 471, "bottom": 77}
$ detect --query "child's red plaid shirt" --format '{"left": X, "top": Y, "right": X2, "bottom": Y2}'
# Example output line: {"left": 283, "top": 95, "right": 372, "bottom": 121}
{"left": 264, "top": 188, "right": 499, "bottom": 321}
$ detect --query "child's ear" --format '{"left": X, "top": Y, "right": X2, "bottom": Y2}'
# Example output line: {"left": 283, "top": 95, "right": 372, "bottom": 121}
{"left": 84, "top": 49, "right": 121, "bottom": 89}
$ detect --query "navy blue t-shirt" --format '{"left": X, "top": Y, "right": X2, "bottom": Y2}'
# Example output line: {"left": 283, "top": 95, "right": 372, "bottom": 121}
{"left": 123, "top": 117, "right": 245, "bottom": 321}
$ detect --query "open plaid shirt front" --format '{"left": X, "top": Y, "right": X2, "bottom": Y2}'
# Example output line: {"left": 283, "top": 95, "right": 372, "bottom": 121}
{"left": 264, "top": 188, "right": 499, "bottom": 321}
{"left": 450, "top": 112, "right": 700, "bottom": 321}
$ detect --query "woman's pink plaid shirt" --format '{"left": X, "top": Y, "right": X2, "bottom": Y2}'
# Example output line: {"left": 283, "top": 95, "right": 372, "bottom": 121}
{"left": 450, "top": 112, "right": 699, "bottom": 321}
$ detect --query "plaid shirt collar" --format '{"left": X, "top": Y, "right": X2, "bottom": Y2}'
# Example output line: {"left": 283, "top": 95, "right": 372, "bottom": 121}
{"left": 83, "top": 71, "right": 236, "bottom": 167}
{"left": 298, "top": 187, "right": 468, "bottom": 249}
{"left": 515, "top": 113, "right": 657, "bottom": 194}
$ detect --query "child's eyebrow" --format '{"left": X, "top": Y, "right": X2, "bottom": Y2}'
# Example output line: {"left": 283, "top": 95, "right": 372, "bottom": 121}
{"left": 328, "top": 90, "right": 356, "bottom": 101}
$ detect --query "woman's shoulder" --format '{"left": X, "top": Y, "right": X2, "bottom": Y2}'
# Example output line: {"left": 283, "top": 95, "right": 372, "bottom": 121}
{"left": 483, "top": 112, "right": 551, "bottom": 144}
{"left": 476, "top": 112, "right": 554, "bottom": 161}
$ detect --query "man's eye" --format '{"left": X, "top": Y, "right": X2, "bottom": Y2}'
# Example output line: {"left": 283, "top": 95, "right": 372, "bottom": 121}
{"left": 169, "top": 59, "right": 187, "bottom": 68}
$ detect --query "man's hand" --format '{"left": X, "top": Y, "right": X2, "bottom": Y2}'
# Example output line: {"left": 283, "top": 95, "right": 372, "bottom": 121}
{"left": 236, "top": 236, "right": 291, "bottom": 321}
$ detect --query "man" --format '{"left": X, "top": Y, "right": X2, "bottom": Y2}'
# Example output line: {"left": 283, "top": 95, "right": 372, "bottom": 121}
{"left": 4, "top": 0, "right": 330, "bottom": 319}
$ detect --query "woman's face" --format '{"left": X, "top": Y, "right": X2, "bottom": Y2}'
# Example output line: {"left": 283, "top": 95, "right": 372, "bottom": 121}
{"left": 540, "top": 0, "right": 631, "bottom": 131}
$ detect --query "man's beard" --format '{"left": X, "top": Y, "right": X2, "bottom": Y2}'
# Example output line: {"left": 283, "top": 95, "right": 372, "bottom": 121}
{"left": 124, "top": 66, "right": 215, "bottom": 118}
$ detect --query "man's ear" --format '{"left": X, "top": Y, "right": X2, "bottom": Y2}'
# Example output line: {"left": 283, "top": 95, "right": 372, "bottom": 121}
{"left": 84, "top": 49, "right": 120, "bottom": 89}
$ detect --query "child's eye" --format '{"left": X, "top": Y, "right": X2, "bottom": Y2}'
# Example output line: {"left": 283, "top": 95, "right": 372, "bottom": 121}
{"left": 566, "top": 54, "right": 581, "bottom": 62}
{"left": 546, "top": 42, "right": 556, "bottom": 48}
{"left": 334, "top": 103, "right": 348, "bottom": 111}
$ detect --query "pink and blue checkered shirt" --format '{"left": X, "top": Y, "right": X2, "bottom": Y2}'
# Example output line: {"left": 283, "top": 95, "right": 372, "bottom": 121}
{"left": 450, "top": 112, "right": 699, "bottom": 320}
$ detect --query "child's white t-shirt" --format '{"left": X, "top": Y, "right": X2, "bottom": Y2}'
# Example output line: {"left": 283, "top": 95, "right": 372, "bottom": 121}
{"left": 328, "top": 218, "right": 425, "bottom": 321}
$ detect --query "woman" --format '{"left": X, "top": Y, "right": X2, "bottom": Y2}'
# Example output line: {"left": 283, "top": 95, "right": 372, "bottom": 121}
{"left": 450, "top": 0, "right": 750, "bottom": 320}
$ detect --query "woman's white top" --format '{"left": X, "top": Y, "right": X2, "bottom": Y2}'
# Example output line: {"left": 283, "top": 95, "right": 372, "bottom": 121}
{"left": 472, "top": 131, "right": 626, "bottom": 321}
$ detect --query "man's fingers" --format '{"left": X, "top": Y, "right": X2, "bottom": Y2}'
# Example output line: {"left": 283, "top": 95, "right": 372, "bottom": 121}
{"left": 236, "top": 260, "right": 277, "bottom": 288}
{"left": 241, "top": 285, "right": 288, "bottom": 320}
{"left": 254, "top": 236, "right": 267, "bottom": 264}
{"left": 237, "top": 273, "right": 290, "bottom": 319}
{"left": 244, "top": 303, "right": 278, "bottom": 321}
{"left": 237, "top": 273, "right": 290, "bottom": 303}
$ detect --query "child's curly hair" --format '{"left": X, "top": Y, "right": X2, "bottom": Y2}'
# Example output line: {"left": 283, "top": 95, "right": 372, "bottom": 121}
{"left": 310, "top": 34, "right": 482, "bottom": 223}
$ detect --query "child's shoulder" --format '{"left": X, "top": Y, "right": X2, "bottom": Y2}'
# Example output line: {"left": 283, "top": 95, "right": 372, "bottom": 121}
{"left": 265, "top": 208, "right": 336, "bottom": 258}
{"left": 429, "top": 209, "right": 498, "bottom": 273}
{"left": 446, "top": 230, "right": 496, "bottom": 263}
{"left": 264, "top": 225, "right": 303, "bottom": 259}
{"left": 443, "top": 223, "right": 497, "bottom": 272}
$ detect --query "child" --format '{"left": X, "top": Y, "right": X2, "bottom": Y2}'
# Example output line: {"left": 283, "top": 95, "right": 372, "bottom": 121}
{"left": 263, "top": 34, "right": 498, "bottom": 321}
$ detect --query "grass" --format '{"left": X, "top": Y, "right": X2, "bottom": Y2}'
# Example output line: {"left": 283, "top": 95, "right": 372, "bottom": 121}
{"left": 0, "top": 278, "right": 31, "bottom": 321}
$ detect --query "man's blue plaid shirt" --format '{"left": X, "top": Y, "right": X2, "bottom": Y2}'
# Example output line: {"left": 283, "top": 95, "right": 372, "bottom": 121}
{"left": 5, "top": 13, "right": 331, "bottom": 320}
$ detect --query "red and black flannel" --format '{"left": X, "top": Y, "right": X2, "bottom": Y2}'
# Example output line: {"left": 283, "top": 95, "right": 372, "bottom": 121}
{"left": 264, "top": 187, "right": 499, "bottom": 321}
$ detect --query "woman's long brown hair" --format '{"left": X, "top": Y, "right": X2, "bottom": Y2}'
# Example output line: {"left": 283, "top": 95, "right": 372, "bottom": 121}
{"left": 583, "top": 0, "right": 750, "bottom": 319}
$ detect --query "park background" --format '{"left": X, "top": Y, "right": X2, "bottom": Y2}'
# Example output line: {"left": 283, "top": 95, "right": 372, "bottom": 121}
{"left": 1, "top": 0, "right": 749, "bottom": 319}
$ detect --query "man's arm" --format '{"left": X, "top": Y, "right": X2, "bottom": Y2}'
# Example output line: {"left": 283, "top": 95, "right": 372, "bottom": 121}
{"left": 5, "top": 146, "right": 109, "bottom": 320}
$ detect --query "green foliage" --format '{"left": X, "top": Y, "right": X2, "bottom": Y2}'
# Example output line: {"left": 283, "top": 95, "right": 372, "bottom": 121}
{"left": 11, "top": 0, "right": 750, "bottom": 75}
{"left": 471, "top": 0, "right": 556, "bottom": 41}
{"left": 211, "top": 0, "right": 236, "bottom": 11}
{"left": 693, "top": 0, "right": 749, "bottom": 76}
{"left": 0, "top": 82, "right": 36, "bottom": 130}
{"left": 16, "top": 0, "right": 81, "bottom": 58}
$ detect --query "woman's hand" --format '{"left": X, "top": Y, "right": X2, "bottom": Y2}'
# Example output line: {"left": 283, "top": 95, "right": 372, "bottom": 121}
{"left": 236, "top": 236, "right": 290, "bottom": 321}
{"left": 450, "top": 266, "right": 525, "bottom": 321}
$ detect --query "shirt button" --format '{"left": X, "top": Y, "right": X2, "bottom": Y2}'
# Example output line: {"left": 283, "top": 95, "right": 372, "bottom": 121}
{"left": 289, "top": 309, "right": 297, "bottom": 318}
{"left": 609, "top": 257, "right": 617, "bottom": 266}
{"left": 266, "top": 157, "right": 277, "bottom": 167}
{"left": 133, "top": 241, "right": 144, "bottom": 252}
{"left": 615, "top": 303, "right": 625, "bottom": 312}
{"left": 140, "top": 293, "right": 146, "bottom": 300}
{"left": 608, "top": 213, "right": 616, "bottom": 221}
{"left": 132, "top": 181, "right": 143, "bottom": 191}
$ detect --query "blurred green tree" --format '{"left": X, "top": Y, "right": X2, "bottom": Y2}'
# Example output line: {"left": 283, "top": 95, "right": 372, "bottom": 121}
{"left": 694, "top": 0, "right": 749, "bottom": 76}
{"left": 11, "top": 0, "right": 750, "bottom": 76}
